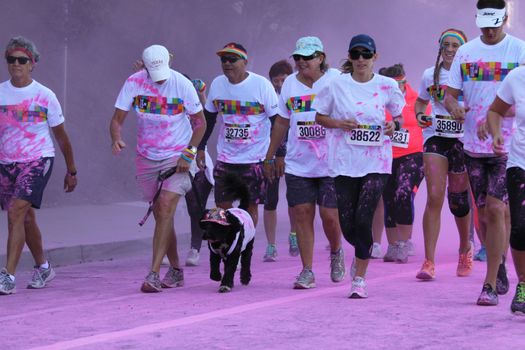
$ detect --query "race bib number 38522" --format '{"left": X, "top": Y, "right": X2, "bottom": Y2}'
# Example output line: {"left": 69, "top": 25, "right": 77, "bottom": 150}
{"left": 434, "top": 115, "right": 463, "bottom": 138}
{"left": 224, "top": 123, "right": 251, "bottom": 143}
{"left": 344, "top": 125, "right": 383, "bottom": 146}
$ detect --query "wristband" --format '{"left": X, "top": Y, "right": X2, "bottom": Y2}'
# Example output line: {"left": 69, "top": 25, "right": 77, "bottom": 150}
{"left": 263, "top": 158, "right": 275, "bottom": 165}
{"left": 394, "top": 120, "right": 401, "bottom": 131}
{"left": 68, "top": 171, "right": 77, "bottom": 177}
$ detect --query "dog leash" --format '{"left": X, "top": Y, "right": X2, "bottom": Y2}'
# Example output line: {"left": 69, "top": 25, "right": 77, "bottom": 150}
{"left": 138, "top": 166, "right": 205, "bottom": 226}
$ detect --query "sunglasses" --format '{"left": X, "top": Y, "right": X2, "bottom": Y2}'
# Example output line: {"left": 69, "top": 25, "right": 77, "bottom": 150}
{"left": 349, "top": 50, "right": 374, "bottom": 60}
{"left": 6, "top": 56, "right": 31, "bottom": 65}
{"left": 292, "top": 54, "right": 318, "bottom": 62}
{"left": 220, "top": 56, "right": 241, "bottom": 64}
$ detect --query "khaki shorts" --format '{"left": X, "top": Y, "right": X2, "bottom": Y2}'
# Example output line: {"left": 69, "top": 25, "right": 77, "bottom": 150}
{"left": 136, "top": 155, "right": 196, "bottom": 201}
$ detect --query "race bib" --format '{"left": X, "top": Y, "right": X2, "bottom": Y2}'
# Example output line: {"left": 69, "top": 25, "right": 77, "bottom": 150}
{"left": 224, "top": 123, "right": 251, "bottom": 144}
{"left": 296, "top": 121, "right": 326, "bottom": 140}
{"left": 344, "top": 124, "right": 383, "bottom": 146}
{"left": 391, "top": 128, "right": 410, "bottom": 148}
{"left": 434, "top": 115, "right": 464, "bottom": 138}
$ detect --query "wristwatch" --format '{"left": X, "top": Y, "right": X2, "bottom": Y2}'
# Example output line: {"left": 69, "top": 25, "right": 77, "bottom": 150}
{"left": 187, "top": 146, "right": 197, "bottom": 154}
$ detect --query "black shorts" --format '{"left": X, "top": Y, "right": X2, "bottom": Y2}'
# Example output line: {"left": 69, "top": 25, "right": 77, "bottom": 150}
{"left": 424, "top": 136, "right": 466, "bottom": 174}
{"left": 213, "top": 161, "right": 265, "bottom": 204}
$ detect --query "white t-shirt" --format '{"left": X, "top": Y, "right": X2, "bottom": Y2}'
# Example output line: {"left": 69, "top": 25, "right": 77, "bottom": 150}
{"left": 448, "top": 34, "right": 525, "bottom": 155}
{"left": 0, "top": 80, "right": 64, "bottom": 163}
{"left": 312, "top": 73, "right": 405, "bottom": 177}
{"left": 496, "top": 66, "right": 525, "bottom": 170}
{"left": 115, "top": 69, "right": 202, "bottom": 161}
{"left": 418, "top": 66, "right": 465, "bottom": 143}
{"left": 205, "top": 72, "right": 280, "bottom": 164}
{"left": 279, "top": 69, "right": 340, "bottom": 177}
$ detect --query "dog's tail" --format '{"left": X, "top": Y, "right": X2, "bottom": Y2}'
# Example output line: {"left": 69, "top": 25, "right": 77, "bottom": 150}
{"left": 222, "top": 173, "right": 250, "bottom": 210}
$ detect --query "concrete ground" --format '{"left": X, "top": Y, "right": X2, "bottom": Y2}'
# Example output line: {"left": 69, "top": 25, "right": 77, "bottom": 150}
{"left": 1, "top": 181, "right": 523, "bottom": 350}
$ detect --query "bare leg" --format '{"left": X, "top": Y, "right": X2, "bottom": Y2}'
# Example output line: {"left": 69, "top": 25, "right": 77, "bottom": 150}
{"left": 6, "top": 199, "right": 32, "bottom": 274}
{"left": 355, "top": 257, "right": 369, "bottom": 278}
{"left": 448, "top": 172, "right": 472, "bottom": 253}
{"left": 24, "top": 208, "right": 46, "bottom": 266}
{"left": 319, "top": 206, "right": 342, "bottom": 252}
{"left": 288, "top": 206, "right": 297, "bottom": 233}
{"left": 263, "top": 209, "right": 277, "bottom": 245}
{"left": 513, "top": 249, "right": 525, "bottom": 283}
{"left": 151, "top": 190, "right": 181, "bottom": 273}
{"left": 484, "top": 195, "right": 507, "bottom": 288}
{"left": 294, "top": 203, "right": 316, "bottom": 269}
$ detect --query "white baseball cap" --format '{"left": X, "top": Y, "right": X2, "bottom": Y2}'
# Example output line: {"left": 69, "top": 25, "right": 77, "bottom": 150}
{"left": 142, "top": 45, "right": 170, "bottom": 82}
{"left": 476, "top": 7, "right": 506, "bottom": 28}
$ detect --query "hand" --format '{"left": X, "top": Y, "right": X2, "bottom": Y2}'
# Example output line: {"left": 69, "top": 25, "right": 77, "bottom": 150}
{"left": 133, "top": 59, "right": 145, "bottom": 72}
{"left": 450, "top": 106, "right": 470, "bottom": 122}
{"left": 176, "top": 156, "right": 191, "bottom": 173}
{"left": 384, "top": 121, "right": 395, "bottom": 136}
{"left": 416, "top": 114, "right": 431, "bottom": 128}
{"left": 338, "top": 119, "right": 358, "bottom": 131}
{"left": 196, "top": 150, "right": 206, "bottom": 170}
{"left": 477, "top": 121, "right": 489, "bottom": 141}
{"left": 275, "top": 157, "right": 285, "bottom": 178}
{"left": 64, "top": 173, "right": 77, "bottom": 193}
{"left": 112, "top": 140, "right": 126, "bottom": 155}
{"left": 492, "top": 134, "right": 506, "bottom": 155}
{"left": 263, "top": 161, "right": 276, "bottom": 182}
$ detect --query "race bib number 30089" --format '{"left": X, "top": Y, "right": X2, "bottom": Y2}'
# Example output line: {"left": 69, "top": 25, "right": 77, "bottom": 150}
{"left": 296, "top": 121, "right": 326, "bottom": 140}
{"left": 344, "top": 125, "right": 383, "bottom": 146}
{"left": 224, "top": 123, "right": 251, "bottom": 143}
{"left": 434, "top": 115, "right": 464, "bottom": 138}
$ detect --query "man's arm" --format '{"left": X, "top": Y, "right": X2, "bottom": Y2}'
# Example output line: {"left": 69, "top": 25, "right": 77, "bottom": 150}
{"left": 110, "top": 108, "right": 128, "bottom": 155}
{"left": 51, "top": 123, "right": 77, "bottom": 192}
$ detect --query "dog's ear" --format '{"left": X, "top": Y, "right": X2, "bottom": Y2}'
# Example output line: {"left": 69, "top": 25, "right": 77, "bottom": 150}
{"left": 225, "top": 211, "right": 242, "bottom": 231}
{"left": 200, "top": 210, "right": 211, "bottom": 230}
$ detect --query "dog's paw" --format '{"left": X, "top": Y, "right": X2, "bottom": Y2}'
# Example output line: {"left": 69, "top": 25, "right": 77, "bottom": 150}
{"left": 210, "top": 271, "right": 222, "bottom": 281}
{"left": 218, "top": 285, "right": 232, "bottom": 293}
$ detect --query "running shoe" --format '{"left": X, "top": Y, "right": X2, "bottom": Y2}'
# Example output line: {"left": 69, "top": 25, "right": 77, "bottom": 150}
{"left": 396, "top": 241, "right": 409, "bottom": 264}
{"left": 511, "top": 282, "right": 525, "bottom": 315}
{"left": 0, "top": 268, "right": 15, "bottom": 295}
{"left": 185, "top": 248, "right": 200, "bottom": 266}
{"left": 330, "top": 248, "right": 346, "bottom": 282}
{"left": 473, "top": 246, "right": 487, "bottom": 262}
{"left": 456, "top": 246, "right": 473, "bottom": 277}
{"left": 288, "top": 233, "right": 299, "bottom": 257}
{"left": 477, "top": 283, "right": 498, "bottom": 306}
{"left": 349, "top": 277, "right": 368, "bottom": 299}
{"left": 496, "top": 258, "right": 509, "bottom": 295}
{"left": 263, "top": 244, "right": 278, "bottom": 262}
{"left": 141, "top": 271, "right": 162, "bottom": 293}
{"left": 407, "top": 239, "right": 416, "bottom": 256}
{"left": 383, "top": 244, "right": 398, "bottom": 262}
{"left": 293, "top": 268, "right": 316, "bottom": 289}
{"left": 27, "top": 263, "right": 56, "bottom": 289}
{"left": 161, "top": 266, "right": 184, "bottom": 288}
{"left": 370, "top": 242, "right": 382, "bottom": 259}
{"left": 416, "top": 259, "right": 435, "bottom": 280}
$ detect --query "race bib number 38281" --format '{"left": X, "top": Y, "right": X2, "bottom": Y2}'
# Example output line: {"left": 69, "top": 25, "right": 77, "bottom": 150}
{"left": 224, "top": 123, "right": 251, "bottom": 143}
{"left": 344, "top": 124, "right": 383, "bottom": 146}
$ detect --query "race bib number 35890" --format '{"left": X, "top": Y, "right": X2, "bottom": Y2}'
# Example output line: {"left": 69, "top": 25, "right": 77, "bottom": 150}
{"left": 224, "top": 123, "right": 251, "bottom": 143}
{"left": 344, "top": 125, "right": 383, "bottom": 146}
{"left": 434, "top": 115, "right": 464, "bottom": 138}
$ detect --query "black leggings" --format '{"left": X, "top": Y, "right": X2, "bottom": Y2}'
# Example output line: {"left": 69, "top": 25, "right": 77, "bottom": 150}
{"left": 507, "top": 167, "right": 525, "bottom": 251}
{"left": 185, "top": 170, "right": 213, "bottom": 251}
{"left": 335, "top": 173, "right": 389, "bottom": 259}
{"left": 383, "top": 153, "right": 424, "bottom": 228}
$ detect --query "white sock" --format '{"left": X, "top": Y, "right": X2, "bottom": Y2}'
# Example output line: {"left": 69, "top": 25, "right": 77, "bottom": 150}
{"left": 40, "top": 261, "right": 49, "bottom": 269}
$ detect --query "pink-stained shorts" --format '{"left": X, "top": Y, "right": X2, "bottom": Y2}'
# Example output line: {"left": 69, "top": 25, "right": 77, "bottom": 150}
{"left": 135, "top": 155, "right": 196, "bottom": 202}
{"left": 0, "top": 157, "right": 54, "bottom": 209}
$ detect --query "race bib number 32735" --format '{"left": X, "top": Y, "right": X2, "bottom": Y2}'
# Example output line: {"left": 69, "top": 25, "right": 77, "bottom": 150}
{"left": 344, "top": 125, "right": 383, "bottom": 146}
{"left": 224, "top": 123, "right": 251, "bottom": 143}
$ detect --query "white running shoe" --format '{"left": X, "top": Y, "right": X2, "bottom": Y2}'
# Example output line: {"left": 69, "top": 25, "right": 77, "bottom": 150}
{"left": 185, "top": 248, "right": 200, "bottom": 266}
{"left": 370, "top": 242, "right": 382, "bottom": 259}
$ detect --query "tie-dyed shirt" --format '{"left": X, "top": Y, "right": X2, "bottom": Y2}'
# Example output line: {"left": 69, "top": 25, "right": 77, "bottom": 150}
{"left": 496, "top": 66, "right": 525, "bottom": 171}
{"left": 205, "top": 72, "right": 279, "bottom": 164}
{"left": 278, "top": 68, "right": 339, "bottom": 177}
{"left": 312, "top": 73, "right": 405, "bottom": 177}
{"left": 0, "top": 80, "right": 64, "bottom": 163}
{"left": 448, "top": 34, "right": 525, "bottom": 155}
{"left": 115, "top": 69, "right": 202, "bottom": 161}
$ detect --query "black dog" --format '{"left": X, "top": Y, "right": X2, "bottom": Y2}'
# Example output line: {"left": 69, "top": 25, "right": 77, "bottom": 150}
{"left": 200, "top": 175, "right": 255, "bottom": 293}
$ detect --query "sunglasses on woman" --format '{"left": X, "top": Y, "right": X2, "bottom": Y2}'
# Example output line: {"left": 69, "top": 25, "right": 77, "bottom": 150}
{"left": 349, "top": 50, "right": 374, "bottom": 60}
{"left": 292, "top": 54, "right": 319, "bottom": 62}
{"left": 6, "top": 56, "right": 31, "bottom": 65}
